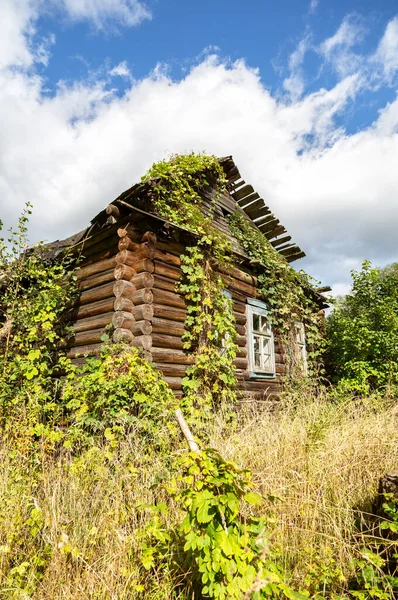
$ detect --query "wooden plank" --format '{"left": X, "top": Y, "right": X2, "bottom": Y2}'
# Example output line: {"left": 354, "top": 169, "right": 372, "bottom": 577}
{"left": 265, "top": 225, "right": 287, "bottom": 240}
{"left": 270, "top": 235, "right": 291, "bottom": 248}
{"left": 286, "top": 251, "right": 306, "bottom": 263}
{"left": 231, "top": 184, "right": 255, "bottom": 202}
{"left": 236, "top": 192, "right": 259, "bottom": 207}
{"left": 257, "top": 218, "right": 279, "bottom": 233}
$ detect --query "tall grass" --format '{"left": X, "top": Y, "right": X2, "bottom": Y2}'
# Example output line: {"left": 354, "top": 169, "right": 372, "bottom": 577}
{"left": 1, "top": 390, "right": 398, "bottom": 598}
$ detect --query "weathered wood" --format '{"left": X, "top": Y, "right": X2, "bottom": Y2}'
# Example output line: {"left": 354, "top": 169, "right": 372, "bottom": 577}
{"left": 113, "top": 297, "right": 135, "bottom": 313}
{"left": 158, "top": 363, "right": 187, "bottom": 377}
{"left": 151, "top": 347, "right": 194, "bottom": 365}
{"left": 113, "top": 280, "right": 136, "bottom": 299}
{"left": 154, "top": 249, "right": 181, "bottom": 266}
{"left": 106, "top": 204, "right": 120, "bottom": 219}
{"left": 113, "top": 312, "right": 152, "bottom": 335}
{"left": 133, "top": 258, "right": 155, "bottom": 274}
{"left": 73, "top": 312, "right": 114, "bottom": 333}
{"left": 153, "top": 304, "right": 186, "bottom": 322}
{"left": 164, "top": 377, "right": 183, "bottom": 390}
{"left": 112, "top": 310, "right": 135, "bottom": 328}
{"left": 78, "top": 268, "right": 115, "bottom": 291}
{"left": 130, "top": 288, "right": 153, "bottom": 305}
{"left": 152, "top": 289, "right": 185, "bottom": 309}
{"left": 76, "top": 256, "right": 117, "bottom": 280}
{"left": 141, "top": 231, "right": 157, "bottom": 245}
{"left": 154, "top": 262, "right": 181, "bottom": 281}
{"left": 152, "top": 317, "right": 185, "bottom": 336}
{"left": 153, "top": 275, "right": 176, "bottom": 293}
{"left": 73, "top": 328, "right": 108, "bottom": 347}
{"left": 117, "top": 224, "right": 141, "bottom": 239}
{"left": 80, "top": 281, "right": 115, "bottom": 305}
{"left": 67, "top": 343, "right": 102, "bottom": 358}
{"left": 115, "top": 247, "right": 154, "bottom": 266}
{"left": 174, "top": 408, "right": 199, "bottom": 452}
{"left": 156, "top": 239, "right": 185, "bottom": 256}
{"left": 113, "top": 328, "right": 134, "bottom": 344}
{"left": 114, "top": 264, "right": 137, "bottom": 281}
{"left": 265, "top": 225, "right": 287, "bottom": 240}
{"left": 218, "top": 264, "right": 255, "bottom": 286}
{"left": 131, "top": 304, "right": 154, "bottom": 321}
{"left": 78, "top": 243, "right": 119, "bottom": 267}
{"left": 271, "top": 235, "right": 292, "bottom": 248}
{"left": 223, "top": 276, "right": 257, "bottom": 297}
{"left": 132, "top": 272, "right": 155, "bottom": 290}
{"left": 231, "top": 184, "right": 255, "bottom": 202}
{"left": 152, "top": 333, "right": 184, "bottom": 350}
{"left": 131, "top": 335, "right": 152, "bottom": 350}
{"left": 76, "top": 297, "right": 115, "bottom": 319}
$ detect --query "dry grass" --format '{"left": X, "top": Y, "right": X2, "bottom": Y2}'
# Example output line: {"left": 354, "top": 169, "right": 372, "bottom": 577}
{"left": 1, "top": 391, "right": 398, "bottom": 598}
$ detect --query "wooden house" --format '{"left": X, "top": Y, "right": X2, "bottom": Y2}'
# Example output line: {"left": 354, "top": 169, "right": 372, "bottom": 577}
{"left": 46, "top": 156, "right": 327, "bottom": 399}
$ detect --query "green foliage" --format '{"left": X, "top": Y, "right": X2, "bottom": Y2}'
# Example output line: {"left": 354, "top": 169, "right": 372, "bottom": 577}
{"left": 62, "top": 344, "right": 178, "bottom": 448}
{"left": 0, "top": 204, "right": 76, "bottom": 442}
{"left": 326, "top": 261, "right": 398, "bottom": 394}
{"left": 228, "top": 213, "right": 325, "bottom": 377}
{"left": 143, "top": 154, "right": 239, "bottom": 413}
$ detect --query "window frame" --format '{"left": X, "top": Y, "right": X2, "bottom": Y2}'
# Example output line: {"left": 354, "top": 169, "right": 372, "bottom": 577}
{"left": 295, "top": 321, "right": 308, "bottom": 375}
{"left": 246, "top": 298, "right": 276, "bottom": 379}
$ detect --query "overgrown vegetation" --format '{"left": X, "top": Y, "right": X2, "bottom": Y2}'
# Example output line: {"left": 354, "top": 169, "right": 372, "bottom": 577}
{"left": 1, "top": 156, "right": 398, "bottom": 598}
{"left": 327, "top": 260, "right": 398, "bottom": 395}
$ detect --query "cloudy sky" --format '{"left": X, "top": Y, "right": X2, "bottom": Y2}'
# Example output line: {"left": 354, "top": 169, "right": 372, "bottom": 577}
{"left": 1, "top": 0, "right": 398, "bottom": 295}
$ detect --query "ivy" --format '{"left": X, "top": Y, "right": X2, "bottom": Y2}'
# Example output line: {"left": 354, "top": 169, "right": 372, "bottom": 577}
{"left": 143, "top": 154, "right": 239, "bottom": 414}
{"left": 228, "top": 212, "right": 325, "bottom": 378}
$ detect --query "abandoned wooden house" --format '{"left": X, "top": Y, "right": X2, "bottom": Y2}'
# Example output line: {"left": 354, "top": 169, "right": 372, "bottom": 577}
{"left": 46, "top": 156, "right": 327, "bottom": 399}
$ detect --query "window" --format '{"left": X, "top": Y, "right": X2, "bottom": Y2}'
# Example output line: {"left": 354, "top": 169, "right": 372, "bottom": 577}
{"left": 247, "top": 298, "right": 276, "bottom": 377}
{"left": 295, "top": 322, "right": 308, "bottom": 375}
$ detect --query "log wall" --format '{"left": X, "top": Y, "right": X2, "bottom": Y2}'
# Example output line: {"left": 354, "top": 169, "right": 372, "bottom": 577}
{"left": 67, "top": 222, "right": 284, "bottom": 400}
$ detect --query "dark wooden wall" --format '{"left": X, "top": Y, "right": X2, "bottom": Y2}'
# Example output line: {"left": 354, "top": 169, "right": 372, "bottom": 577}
{"left": 67, "top": 221, "right": 284, "bottom": 399}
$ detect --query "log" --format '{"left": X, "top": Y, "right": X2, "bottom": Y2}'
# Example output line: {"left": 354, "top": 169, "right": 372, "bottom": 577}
{"left": 233, "top": 358, "right": 249, "bottom": 370}
{"left": 118, "top": 237, "right": 155, "bottom": 253}
{"left": 117, "top": 224, "right": 141, "bottom": 239}
{"left": 151, "top": 347, "right": 194, "bottom": 365}
{"left": 113, "top": 312, "right": 152, "bottom": 335}
{"left": 67, "top": 343, "right": 102, "bottom": 358}
{"left": 156, "top": 239, "right": 185, "bottom": 256}
{"left": 158, "top": 363, "right": 187, "bottom": 377}
{"left": 152, "top": 317, "right": 185, "bottom": 337}
{"left": 106, "top": 204, "right": 120, "bottom": 218}
{"left": 73, "top": 312, "right": 114, "bottom": 333}
{"left": 164, "top": 377, "right": 183, "bottom": 390}
{"left": 78, "top": 243, "right": 119, "bottom": 267}
{"left": 76, "top": 256, "right": 117, "bottom": 280}
{"left": 133, "top": 258, "right": 155, "bottom": 274}
{"left": 131, "top": 335, "right": 152, "bottom": 350}
{"left": 153, "top": 304, "right": 186, "bottom": 322}
{"left": 218, "top": 264, "right": 256, "bottom": 286}
{"left": 130, "top": 288, "right": 153, "bottom": 306}
{"left": 132, "top": 272, "right": 155, "bottom": 290}
{"left": 152, "top": 289, "right": 185, "bottom": 309}
{"left": 115, "top": 247, "right": 154, "bottom": 266}
{"left": 113, "top": 328, "right": 134, "bottom": 344}
{"left": 112, "top": 311, "right": 135, "bottom": 329}
{"left": 152, "top": 333, "right": 184, "bottom": 350}
{"left": 113, "top": 280, "right": 136, "bottom": 299}
{"left": 76, "top": 297, "right": 115, "bottom": 319}
{"left": 154, "top": 249, "right": 181, "bottom": 267}
{"left": 153, "top": 275, "right": 176, "bottom": 293}
{"left": 78, "top": 268, "right": 115, "bottom": 291}
{"left": 72, "top": 328, "right": 109, "bottom": 347}
{"left": 114, "top": 264, "right": 137, "bottom": 281}
{"left": 132, "top": 304, "right": 154, "bottom": 321}
{"left": 113, "top": 297, "right": 135, "bottom": 313}
{"left": 80, "top": 281, "right": 115, "bottom": 305}
{"left": 141, "top": 231, "right": 157, "bottom": 245}
{"left": 154, "top": 262, "right": 181, "bottom": 281}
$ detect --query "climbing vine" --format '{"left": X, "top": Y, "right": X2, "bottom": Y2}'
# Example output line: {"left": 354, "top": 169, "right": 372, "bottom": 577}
{"left": 228, "top": 213, "right": 325, "bottom": 376}
{"left": 143, "top": 153, "right": 239, "bottom": 413}
{"left": 143, "top": 152, "right": 325, "bottom": 396}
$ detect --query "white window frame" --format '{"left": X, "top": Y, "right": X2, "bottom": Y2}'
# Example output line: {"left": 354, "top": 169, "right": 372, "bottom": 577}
{"left": 247, "top": 298, "right": 276, "bottom": 378}
{"left": 295, "top": 321, "right": 308, "bottom": 375}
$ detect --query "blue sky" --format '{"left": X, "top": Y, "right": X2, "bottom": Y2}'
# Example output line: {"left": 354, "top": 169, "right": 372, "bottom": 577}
{"left": 1, "top": 0, "right": 398, "bottom": 294}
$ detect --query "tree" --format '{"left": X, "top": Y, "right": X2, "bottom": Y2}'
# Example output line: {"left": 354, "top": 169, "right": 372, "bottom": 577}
{"left": 326, "top": 260, "right": 398, "bottom": 395}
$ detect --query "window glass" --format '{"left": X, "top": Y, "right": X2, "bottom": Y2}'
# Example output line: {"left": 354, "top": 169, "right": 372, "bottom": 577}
{"left": 247, "top": 299, "right": 276, "bottom": 377}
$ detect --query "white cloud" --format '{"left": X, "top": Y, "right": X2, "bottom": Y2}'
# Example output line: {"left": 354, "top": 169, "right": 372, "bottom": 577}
{"left": 373, "top": 16, "right": 398, "bottom": 79}
{"left": 309, "top": 0, "right": 319, "bottom": 15}
{"left": 319, "top": 15, "right": 366, "bottom": 77}
{"left": 283, "top": 36, "right": 310, "bottom": 100}
{"left": 59, "top": 0, "right": 151, "bottom": 29}
{"left": 109, "top": 60, "right": 131, "bottom": 78}
{"left": 1, "top": 7, "right": 398, "bottom": 297}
